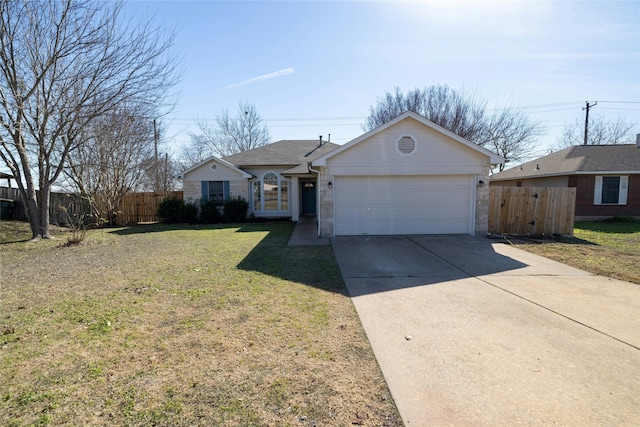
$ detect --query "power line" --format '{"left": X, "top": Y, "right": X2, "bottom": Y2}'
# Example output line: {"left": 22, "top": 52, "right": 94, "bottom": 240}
{"left": 596, "top": 100, "right": 640, "bottom": 104}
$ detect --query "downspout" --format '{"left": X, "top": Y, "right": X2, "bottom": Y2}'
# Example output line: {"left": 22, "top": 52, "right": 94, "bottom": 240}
{"left": 308, "top": 162, "right": 321, "bottom": 238}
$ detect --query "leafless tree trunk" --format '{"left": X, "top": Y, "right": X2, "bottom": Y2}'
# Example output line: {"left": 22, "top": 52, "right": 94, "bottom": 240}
{"left": 0, "top": 0, "right": 178, "bottom": 240}
{"left": 182, "top": 101, "right": 271, "bottom": 164}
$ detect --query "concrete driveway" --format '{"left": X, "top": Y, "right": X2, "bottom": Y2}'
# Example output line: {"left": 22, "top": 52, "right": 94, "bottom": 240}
{"left": 331, "top": 235, "right": 640, "bottom": 426}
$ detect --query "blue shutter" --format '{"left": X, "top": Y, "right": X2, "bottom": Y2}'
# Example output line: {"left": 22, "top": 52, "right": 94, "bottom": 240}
{"left": 223, "top": 181, "right": 230, "bottom": 201}
{"left": 201, "top": 181, "right": 209, "bottom": 201}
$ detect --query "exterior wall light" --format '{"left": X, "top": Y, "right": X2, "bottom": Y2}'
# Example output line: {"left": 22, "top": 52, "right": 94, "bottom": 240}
{"left": 328, "top": 181, "right": 333, "bottom": 189}
{"left": 478, "top": 180, "right": 485, "bottom": 187}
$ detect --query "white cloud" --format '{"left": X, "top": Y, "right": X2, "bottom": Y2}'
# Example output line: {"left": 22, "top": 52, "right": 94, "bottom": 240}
{"left": 222, "top": 67, "right": 294, "bottom": 90}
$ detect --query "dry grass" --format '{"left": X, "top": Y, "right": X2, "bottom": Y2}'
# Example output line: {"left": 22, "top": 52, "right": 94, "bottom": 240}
{"left": 511, "top": 220, "right": 640, "bottom": 284}
{"left": 0, "top": 221, "right": 402, "bottom": 426}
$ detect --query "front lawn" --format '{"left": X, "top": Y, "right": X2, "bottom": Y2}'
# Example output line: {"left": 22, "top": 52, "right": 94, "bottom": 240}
{"left": 512, "top": 220, "right": 640, "bottom": 284}
{"left": 0, "top": 221, "right": 402, "bottom": 426}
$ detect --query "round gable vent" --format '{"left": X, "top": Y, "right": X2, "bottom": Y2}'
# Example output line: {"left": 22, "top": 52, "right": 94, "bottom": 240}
{"left": 210, "top": 163, "right": 218, "bottom": 171}
{"left": 396, "top": 135, "right": 416, "bottom": 156}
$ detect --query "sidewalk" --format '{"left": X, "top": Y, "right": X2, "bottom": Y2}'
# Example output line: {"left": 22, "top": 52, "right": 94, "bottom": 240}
{"left": 287, "top": 216, "right": 330, "bottom": 246}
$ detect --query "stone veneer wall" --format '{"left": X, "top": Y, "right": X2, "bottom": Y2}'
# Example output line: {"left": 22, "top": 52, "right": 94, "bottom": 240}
{"left": 183, "top": 180, "right": 200, "bottom": 202}
{"left": 474, "top": 165, "right": 491, "bottom": 235}
{"left": 182, "top": 180, "right": 249, "bottom": 204}
{"left": 317, "top": 167, "right": 335, "bottom": 237}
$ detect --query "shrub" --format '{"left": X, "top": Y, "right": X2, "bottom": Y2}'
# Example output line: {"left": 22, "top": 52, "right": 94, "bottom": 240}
{"left": 183, "top": 200, "right": 199, "bottom": 223}
{"left": 157, "top": 196, "right": 185, "bottom": 223}
{"left": 223, "top": 196, "right": 248, "bottom": 223}
{"left": 199, "top": 198, "right": 221, "bottom": 224}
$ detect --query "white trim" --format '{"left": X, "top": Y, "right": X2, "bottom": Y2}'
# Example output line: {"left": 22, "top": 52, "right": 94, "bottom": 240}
{"left": 312, "top": 111, "right": 504, "bottom": 166}
{"left": 181, "top": 155, "right": 252, "bottom": 179}
{"left": 395, "top": 134, "right": 417, "bottom": 156}
{"left": 469, "top": 175, "right": 477, "bottom": 236}
{"left": 594, "top": 175, "right": 629, "bottom": 205}
{"left": 593, "top": 176, "right": 603, "bottom": 205}
{"left": 620, "top": 175, "right": 628, "bottom": 205}
{"left": 492, "top": 170, "right": 640, "bottom": 181}
{"left": 252, "top": 171, "right": 291, "bottom": 214}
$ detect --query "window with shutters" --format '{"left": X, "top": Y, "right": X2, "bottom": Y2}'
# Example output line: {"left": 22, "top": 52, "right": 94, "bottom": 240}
{"left": 202, "top": 181, "right": 228, "bottom": 206}
{"left": 594, "top": 176, "right": 628, "bottom": 205}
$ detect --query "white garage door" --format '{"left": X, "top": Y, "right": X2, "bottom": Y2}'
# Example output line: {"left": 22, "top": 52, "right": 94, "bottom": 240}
{"left": 334, "top": 175, "right": 473, "bottom": 235}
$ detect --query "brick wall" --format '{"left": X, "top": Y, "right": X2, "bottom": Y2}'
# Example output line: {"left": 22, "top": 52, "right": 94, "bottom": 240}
{"left": 571, "top": 174, "right": 640, "bottom": 218}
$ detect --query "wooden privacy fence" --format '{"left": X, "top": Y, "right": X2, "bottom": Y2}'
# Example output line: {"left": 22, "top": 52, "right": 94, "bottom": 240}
{"left": 102, "top": 191, "right": 183, "bottom": 226}
{"left": 488, "top": 186, "right": 576, "bottom": 236}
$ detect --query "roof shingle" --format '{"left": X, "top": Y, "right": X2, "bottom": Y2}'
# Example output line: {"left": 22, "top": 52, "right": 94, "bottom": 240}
{"left": 223, "top": 140, "right": 340, "bottom": 167}
{"left": 491, "top": 144, "right": 640, "bottom": 180}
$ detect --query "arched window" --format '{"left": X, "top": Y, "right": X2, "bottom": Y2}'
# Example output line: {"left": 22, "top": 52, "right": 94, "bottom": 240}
{"left": 253, "top": 172, "right": 290, "bottom": 212}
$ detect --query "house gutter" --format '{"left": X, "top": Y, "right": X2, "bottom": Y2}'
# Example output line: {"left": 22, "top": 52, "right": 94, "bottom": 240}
{"left": 308, "top": 162, "right": 321, "bottom": 238}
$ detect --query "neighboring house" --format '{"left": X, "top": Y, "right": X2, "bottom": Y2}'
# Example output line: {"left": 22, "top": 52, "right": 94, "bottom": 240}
{"left": 490, "top": 143, "right": 640, "bottom": 221}
{"left": 182, "top": 111, "right": 504, "bottom": 237}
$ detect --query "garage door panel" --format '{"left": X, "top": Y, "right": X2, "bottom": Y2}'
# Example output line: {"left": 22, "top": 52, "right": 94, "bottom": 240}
{"left": 334, "top": 175, "right": 472, "bottom": 235}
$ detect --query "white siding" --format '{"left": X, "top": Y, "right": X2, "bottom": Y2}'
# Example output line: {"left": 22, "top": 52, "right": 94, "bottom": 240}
{"left": 325, "top": 119, "right": 487, "bottom": 177}
{"left": 334, "top": 175, "right": 473, "bottom": 235}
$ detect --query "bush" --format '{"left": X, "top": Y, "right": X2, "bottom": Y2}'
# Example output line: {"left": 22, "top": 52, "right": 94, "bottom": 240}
{"left": 223, "top": 196, "right": 248, "bottom": 223}
{"left": 183, "top": 200, "right": 199, "bottom": 223}
{"left": 157, "top": 196, "right": 185, "bottom": 223}
{"left": 199, "top": 198, "right": 221, "bottom": 224}
{"left": 156, "top": 197, "right": 198, "bottom": 224}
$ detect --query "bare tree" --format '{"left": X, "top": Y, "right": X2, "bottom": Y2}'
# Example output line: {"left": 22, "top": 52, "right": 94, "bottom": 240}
{"left": 556, "top": 114, "right": 638, "bottom": 148}
{"left": 485, "top": 108, "right": 544, "bottom": 172}
{"left": 183, "top": 101, "right": 271, "bottom": 163}
{"left": 64, "top": 106, "right": 158, "bottom": 225}
{"left": 364, "top": 86, "right": 542, "bottom": 169}
{"left": 0, "top": 0, "right": 179, "bottom": 240}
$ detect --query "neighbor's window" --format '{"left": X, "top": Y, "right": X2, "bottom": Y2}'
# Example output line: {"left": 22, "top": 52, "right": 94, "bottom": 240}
{"left": 594, "top": 176, "right": 628, "bottom": 205}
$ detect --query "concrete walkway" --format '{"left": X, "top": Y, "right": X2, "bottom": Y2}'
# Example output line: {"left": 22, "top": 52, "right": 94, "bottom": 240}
{"left": 287, "top": 216, "right": 330, "bottom": 246}
{"left": 331, "top": 235, "right": 640, "bottom": 426}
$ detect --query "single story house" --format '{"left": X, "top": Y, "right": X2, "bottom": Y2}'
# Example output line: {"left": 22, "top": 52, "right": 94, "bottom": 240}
{"left": 490, "top": 142, "right": 640, "bottom": 221}
{"left": 182, "top": 111, "right": 504, "bottom": 237}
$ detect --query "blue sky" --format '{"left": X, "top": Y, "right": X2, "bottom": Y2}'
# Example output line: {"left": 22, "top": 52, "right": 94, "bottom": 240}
{"left": 125, "top": 0, "right": 640, "bottom": 158}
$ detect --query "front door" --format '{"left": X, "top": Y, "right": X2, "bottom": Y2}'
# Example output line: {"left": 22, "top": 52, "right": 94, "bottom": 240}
{"left": 301, "top": 181, "right": 316, "bottom": 215}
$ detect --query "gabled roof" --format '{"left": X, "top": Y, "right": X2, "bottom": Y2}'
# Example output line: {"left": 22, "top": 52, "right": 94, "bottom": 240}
{"left": 491, "top": 144, "right": 640, "bottom": 181}
{"left": 312, "top": 111, "right": 504, "bottom": 166}
{"left": 223, "top": 140, "right": 340, "bottom": 167}
{"left": 181, "top": 155, "right": 253, "bottom": 178}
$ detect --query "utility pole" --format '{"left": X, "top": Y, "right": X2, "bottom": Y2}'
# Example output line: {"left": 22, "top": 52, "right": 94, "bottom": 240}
{"left": 153, "top": 119, "right": 160, "bottom": 192}
{"left": 583, "top": 101, "right": 597, "bottom": 145}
